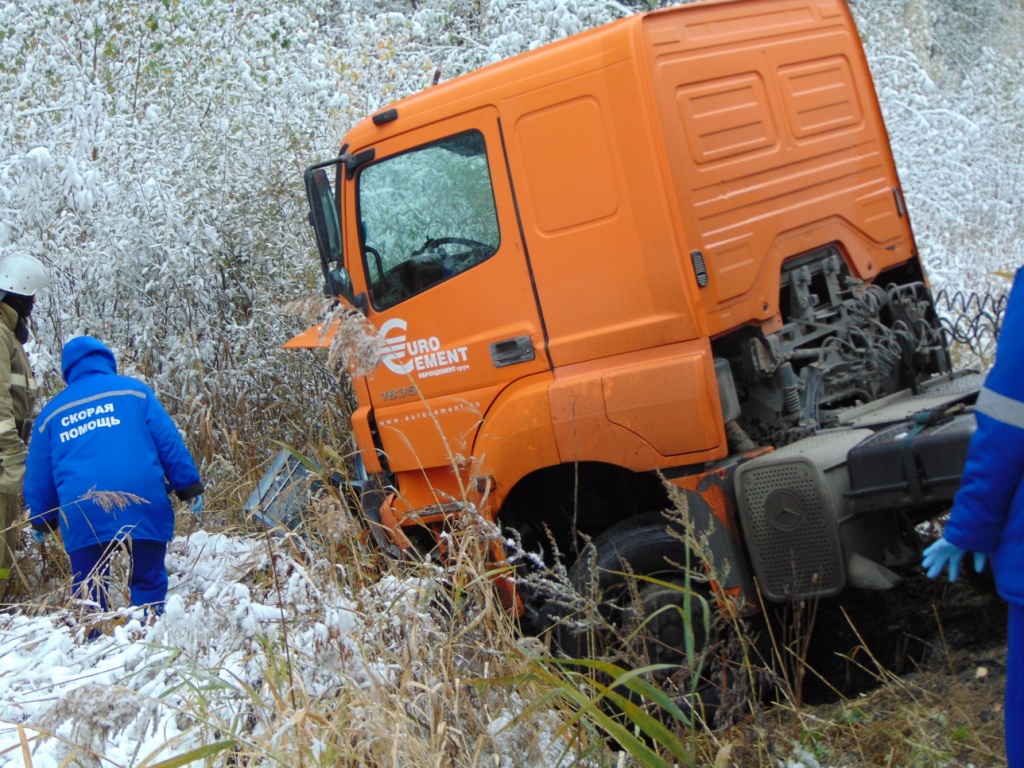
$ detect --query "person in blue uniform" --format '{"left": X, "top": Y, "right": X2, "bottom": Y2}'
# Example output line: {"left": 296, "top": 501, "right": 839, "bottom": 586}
{"left": 923, "top": 267, "right": 1024, "bottom": 768}
{"left": 23, "top": 335, "right": 203, "bottom": 613}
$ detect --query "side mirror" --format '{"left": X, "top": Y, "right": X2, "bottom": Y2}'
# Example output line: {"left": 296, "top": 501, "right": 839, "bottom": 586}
{"left": 304, "top": 162, "right": 351, "bottom": 298}
{"left": 325, "top": 264, "right": 354, "bottom": 301}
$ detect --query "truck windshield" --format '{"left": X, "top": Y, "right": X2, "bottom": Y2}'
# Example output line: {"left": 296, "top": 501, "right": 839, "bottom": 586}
{"left": 357, "top": 130, "right": 500, "bottom": 309}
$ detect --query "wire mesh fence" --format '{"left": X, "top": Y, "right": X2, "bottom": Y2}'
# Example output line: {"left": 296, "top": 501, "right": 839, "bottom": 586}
{"left": 933, "top": 287, "right": 1008, "bottom": 370}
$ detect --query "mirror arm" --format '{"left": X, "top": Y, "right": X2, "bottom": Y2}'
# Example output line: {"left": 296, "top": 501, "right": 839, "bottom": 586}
{"left": 352, "top": 293, "right": 369, "bottom": 316}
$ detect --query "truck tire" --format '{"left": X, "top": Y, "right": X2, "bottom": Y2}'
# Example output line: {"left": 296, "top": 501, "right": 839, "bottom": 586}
{"left": 554, "top": 511, "right": 729, "bottom": 724}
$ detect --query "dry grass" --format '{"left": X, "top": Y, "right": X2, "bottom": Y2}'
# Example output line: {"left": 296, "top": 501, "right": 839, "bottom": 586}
{"left": 4, "top": 478, "right": 1012, "bottom": 767}
{"left": 715, "top": 644, "right": 1008, "bottom": 768}
{"left": 708, "top": 693, "right": 1001, "bottom": 767}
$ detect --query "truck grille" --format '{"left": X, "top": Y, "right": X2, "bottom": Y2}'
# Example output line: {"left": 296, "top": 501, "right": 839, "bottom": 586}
{"left": 735, "top": 429, "right": 872, "bottom": 602}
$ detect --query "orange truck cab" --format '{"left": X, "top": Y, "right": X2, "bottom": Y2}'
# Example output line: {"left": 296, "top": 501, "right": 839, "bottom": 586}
{"left": 273, "top": 0, "right": 979, "bottom": 668}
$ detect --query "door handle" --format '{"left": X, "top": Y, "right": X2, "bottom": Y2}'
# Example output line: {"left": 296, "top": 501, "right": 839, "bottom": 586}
{"left": 490, "top": 336, "right": 535, "bottom": 367}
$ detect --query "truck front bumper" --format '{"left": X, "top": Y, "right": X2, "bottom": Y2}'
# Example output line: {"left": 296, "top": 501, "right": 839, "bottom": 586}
{"left": 735, "top": 372, "right": 982, "bottom": 603}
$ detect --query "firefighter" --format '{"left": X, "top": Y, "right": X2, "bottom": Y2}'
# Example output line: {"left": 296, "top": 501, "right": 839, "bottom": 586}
{"left": 923, "top": 267, "right": 1024, "bottom": 768}
{"left": 0, "top": 253, "right": 50, "bottom": 603}
{"left": 24, "top": 335, "right": 203, "bottom": 613}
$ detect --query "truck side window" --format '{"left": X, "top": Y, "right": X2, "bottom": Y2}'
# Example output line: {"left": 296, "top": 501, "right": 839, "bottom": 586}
{"left": 357, "top": 130, "right": 500, "bottom": 310}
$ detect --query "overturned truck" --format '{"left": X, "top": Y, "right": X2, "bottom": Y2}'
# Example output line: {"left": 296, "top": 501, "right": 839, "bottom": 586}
{"left": 255, "top": 0, "right": 982, "bottom": 705}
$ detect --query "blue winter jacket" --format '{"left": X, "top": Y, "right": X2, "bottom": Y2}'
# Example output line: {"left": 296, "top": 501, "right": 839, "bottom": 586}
{"left": 24, "top": 336, "right": 202, "bottom": 553}
{"left": 944, "top": 267, "right": 1024, "bottom": 605}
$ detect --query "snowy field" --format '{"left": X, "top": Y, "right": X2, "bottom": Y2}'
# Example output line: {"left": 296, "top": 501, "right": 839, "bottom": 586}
{"left": 1, "top": 531, "right": 563, "bottom": 767}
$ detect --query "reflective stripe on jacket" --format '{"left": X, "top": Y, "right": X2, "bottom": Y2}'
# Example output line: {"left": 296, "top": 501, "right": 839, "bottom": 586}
{"left": 945, "top": 267, "right": 1024, "bottom": 605}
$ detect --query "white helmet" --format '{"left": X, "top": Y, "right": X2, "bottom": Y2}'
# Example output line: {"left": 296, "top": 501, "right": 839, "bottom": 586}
{"left": 0, "top": 253, "right": 50, "bottom": 296}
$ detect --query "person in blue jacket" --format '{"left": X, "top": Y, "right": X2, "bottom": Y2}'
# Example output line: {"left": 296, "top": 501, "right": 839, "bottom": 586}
{"left": 923, "top": 267, "right": 1024, "bottom": 768}
{"left": 23, "top": 336, "right": 203, "bottom": 613}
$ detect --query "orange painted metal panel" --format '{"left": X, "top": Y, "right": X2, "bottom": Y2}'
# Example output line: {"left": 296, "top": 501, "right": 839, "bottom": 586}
{"left": 344, "top": 108, "right": 551, "bottom": 474}
{"left": 502, "top": 55, "right": 701, "bottom": 367}
{"left": 372, "top": 385, "right": 497, "bottom": 472}
{"left": 642, "top": 0, "right": 915, "bottom": 337}
{"left": 602, "top": 349, "right": 723, "bottom": 457}
{"left": 548, "top": 340, "right": 726, "bottom": 469}
{"left": 469, "top": 372, "right": 561, "bottom": 510}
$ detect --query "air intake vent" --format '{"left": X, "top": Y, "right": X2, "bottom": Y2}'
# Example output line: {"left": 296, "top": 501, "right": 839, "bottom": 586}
{"left": 737, "top": 459, "right": 842, "bottom": 601}
{"left": 734, "top": 429, "right": 872, "bottom": 602}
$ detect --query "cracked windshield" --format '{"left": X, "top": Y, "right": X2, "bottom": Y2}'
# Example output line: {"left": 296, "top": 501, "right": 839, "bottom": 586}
{"left": 358, "top": 130, "right": 501, "bottom": 310}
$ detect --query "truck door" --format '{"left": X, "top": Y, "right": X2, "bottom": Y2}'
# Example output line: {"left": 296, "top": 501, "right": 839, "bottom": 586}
{"left": 349, "top": 110, "right": 550, "bottom": 480}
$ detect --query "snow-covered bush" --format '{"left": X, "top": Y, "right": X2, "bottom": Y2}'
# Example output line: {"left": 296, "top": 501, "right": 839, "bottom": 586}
{"left": 0, "top": 0, "right": 1019, "bottom": 504}
{"left": 855, "top": 0, "right": 1024, "bottom": 294}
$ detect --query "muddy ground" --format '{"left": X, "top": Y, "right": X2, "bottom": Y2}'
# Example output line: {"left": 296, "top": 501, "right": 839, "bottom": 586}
{"left": 799, "top": 571, "right": 1007, "bottom": 703}
{"left": 739, "top": 572, "right": 1010, "bottom": 767}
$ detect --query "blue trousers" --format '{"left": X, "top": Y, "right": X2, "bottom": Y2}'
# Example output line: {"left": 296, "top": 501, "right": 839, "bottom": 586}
{"left": 68, "top": 539, "right": 169, "bottom": 613}
{"left": 1010, "top": 603, "right": 1024, "bottom": 768}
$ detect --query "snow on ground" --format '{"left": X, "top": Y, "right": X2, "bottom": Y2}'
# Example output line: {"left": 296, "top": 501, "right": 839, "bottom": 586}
{"left": 0, "top": 528, "right": 595, "bottom": 767}
{"left": 0, "top": 530, "right": 827, "bottom": 768}
{"left": 0, "top": 530, "right": 406, "bottom": 767}
{"left": 1, "top": 532, "right": 269, "bottom": 765}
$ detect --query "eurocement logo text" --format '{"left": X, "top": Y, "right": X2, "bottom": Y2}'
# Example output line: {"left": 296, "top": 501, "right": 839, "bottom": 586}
{"left": 379, "top": 318, "right": 469, "bottom": 378}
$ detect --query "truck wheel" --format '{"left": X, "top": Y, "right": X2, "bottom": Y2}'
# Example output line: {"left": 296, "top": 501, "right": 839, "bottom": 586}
{"left": 554, "top": 512, "right": 728, "bottom": 724}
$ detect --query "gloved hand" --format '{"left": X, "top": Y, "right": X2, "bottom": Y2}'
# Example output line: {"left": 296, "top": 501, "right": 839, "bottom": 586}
{"left": 189, "top": 494, "right": 204, "bottom": 515}
{"left": 922, "top": 537, "right": 986, "bottom": 582}
{"left": 31, "top": 529, "right": 47, "bottom": 544}
{"left": 974, "top": 551, "right": 988, "bottom": 574}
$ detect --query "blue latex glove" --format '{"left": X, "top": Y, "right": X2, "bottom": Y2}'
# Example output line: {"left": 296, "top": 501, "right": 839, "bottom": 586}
{"left": 922, "top": 537, "right": 986, "bottom": 582}
{"left": 974, "top": 551, "right": 988, "bottom": 574}
{"left": 190, "top": 494, "right": 204, "bottom": 515}
{"left": 31, "top": 529, "right": 47, "bottom": 544}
